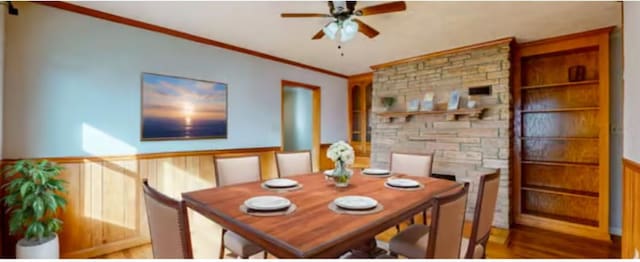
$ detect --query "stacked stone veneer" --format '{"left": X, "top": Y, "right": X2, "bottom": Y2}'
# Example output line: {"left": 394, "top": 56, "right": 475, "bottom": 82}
{"left": 370, "top": 42, "right": 512, "bottom": 228}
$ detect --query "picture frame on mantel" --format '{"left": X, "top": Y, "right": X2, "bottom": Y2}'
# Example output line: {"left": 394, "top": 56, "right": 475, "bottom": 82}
{"left": 447, "top": 90, "right": 460, "bottom": 110}
{"left": 141, "top": 72, "right": 228, "bottom": 141}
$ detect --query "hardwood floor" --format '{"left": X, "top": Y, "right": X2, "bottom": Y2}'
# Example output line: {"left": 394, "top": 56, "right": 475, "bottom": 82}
{"left": 99, "top": 223, "right": 620, "bottom": 259}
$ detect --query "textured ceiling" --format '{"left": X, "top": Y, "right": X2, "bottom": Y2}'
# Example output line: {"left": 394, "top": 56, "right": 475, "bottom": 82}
{"left": 74, "top": 1, "right": 621, "bottom": 76}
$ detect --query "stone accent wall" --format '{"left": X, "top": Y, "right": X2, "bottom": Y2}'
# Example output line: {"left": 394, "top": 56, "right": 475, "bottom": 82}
{"left": 371, "top": 42, "right": 512, "bottom": 228}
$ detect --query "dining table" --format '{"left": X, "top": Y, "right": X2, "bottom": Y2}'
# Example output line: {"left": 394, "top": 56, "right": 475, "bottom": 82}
{"left": 181, "top": 171, "right": 461, "bottom": 258}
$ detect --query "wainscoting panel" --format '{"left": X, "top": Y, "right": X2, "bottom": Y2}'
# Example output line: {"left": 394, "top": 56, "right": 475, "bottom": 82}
{"left": 623, "top": 158, "right": 640, "bottom": 258}
{"left": 1, "top": 147, "right": 280, "bottom": 258}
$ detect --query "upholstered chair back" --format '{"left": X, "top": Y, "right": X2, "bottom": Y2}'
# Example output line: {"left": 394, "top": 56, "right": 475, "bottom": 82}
{"left": 215, "top": 155, "right": 262, "bottom": 187}
{"left": 142, "top": 179, "right": 193, "bottom": 259}
{"left": 276, "top": 151, "right": 312, "bottom": 177}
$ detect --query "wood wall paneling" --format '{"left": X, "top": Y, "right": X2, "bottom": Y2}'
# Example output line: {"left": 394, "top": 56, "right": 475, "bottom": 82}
{"left": 1, "top": 147, "right": 279, "bottom": 258}
{"left": 623, "top": 158, "right": 640, "bottom": 258}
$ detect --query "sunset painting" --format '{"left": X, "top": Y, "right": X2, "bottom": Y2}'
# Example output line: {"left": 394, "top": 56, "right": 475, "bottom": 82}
{"left": 141, "top": 73, "right": 227, "bottom": 140}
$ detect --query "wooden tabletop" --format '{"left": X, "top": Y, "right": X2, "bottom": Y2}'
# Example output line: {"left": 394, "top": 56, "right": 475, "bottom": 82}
{"left": 182, "top": 172, "right": 460, "bottom": 258}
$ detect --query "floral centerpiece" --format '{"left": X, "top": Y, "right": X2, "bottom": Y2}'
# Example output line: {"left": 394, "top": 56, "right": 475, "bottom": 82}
{"left": 327, "top": 141, "right": 355, "bottom": 187}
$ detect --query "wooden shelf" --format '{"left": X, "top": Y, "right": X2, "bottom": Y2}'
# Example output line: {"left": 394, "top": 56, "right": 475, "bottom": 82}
{"left": 521, "top": 107, "right": 599, "bottom": 113}
{"left": 523, "top": 210, "right": 598, "bottom": 227}
{"left": 376, "top": 108, "right": 486, "bottom": 122}
{"left": 521, "top": 160, "right": 598, "bottom": 168}
{"left": 518, "top": 137, "right": 598, "bottom": 141}
{"left": 521, "top": 80, "right": 599, "bottom": 90}
{"left": 522, "top": 185, "right": 599, "bottom": 199}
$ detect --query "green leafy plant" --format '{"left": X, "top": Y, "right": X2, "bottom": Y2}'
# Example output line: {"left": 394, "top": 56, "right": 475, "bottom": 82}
{"left": 2, "top": 160, "right": 67, "bottom": 243}
{"left": 380, "top": 97, "right": 396, "bottom": 109}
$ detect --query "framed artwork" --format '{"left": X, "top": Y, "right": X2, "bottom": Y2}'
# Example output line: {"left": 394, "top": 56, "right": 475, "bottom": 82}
{"left": 141, "top": 72, "right": 228, "bottom": 141}
{"left": 407, "top": 99, "right": 420, "bottom": 112}
{"left": 421, "top": 92, "right": 435, "bottom": 111}
{"left": 447, "top": 90, "right": 460, "bottom": 111}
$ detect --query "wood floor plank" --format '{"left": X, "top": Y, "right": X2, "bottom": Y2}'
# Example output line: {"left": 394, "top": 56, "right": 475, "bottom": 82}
{"left": 98, "top": 224, "right": 620, "bottom": 259}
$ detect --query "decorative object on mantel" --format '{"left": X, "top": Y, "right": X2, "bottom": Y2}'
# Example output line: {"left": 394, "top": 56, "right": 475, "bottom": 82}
{"left": 420, "top": 92, "right": 435, "bottom": 111}
{"left": 406, "top": 99, "right": 420, "bottom": 112}
{"left": 447, "top": 90, "right": 460, "bottom": 110}
{"left": 141, "top": 72, "right": 228, "bottom": 141}
{"left": 568, "top": 65, "right": 586, "bottom": 82}
{"left": 326, "top": 141, "right": 355, "bottom": 187}
{"left": 467, "top": 98, "right": 477, "bottom": 109}
{"left": 376, "top": 107, "right": 486, "bottom": 122}
{"left": 380, "top": 96, "right": 396, "bottom": 111}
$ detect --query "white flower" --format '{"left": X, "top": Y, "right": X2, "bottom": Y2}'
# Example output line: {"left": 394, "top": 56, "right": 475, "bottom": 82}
{"left": 327, "top": 141, "right": 355, "bottom": 164}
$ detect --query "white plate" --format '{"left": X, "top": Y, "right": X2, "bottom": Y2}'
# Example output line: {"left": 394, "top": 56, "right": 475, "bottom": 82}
{"left": 386, "top": 178, "right": 420, "bottom": 188}
{"left": 244, "top": 196, "right": 291, "bottom": 211}
{"left": 363, "top": 168, "right": 390, "bottom": 175}
{"left": 264, "top": 178, "right": 298, "bottom": 188}
{"left": 323, "top": 170, "right": 334, "bottom": 176}
{"left": 333, "top": 196, "right": 378, "bottom": 210}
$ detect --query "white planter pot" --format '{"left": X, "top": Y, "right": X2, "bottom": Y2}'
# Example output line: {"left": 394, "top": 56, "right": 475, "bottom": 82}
{"left": 16, "top": 234, "right": 59, "bottom": 259}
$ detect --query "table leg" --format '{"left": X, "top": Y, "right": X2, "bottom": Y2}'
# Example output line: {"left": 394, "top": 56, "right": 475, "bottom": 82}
{"left": 347, "top": 238, "right": 387, "bottom": 258}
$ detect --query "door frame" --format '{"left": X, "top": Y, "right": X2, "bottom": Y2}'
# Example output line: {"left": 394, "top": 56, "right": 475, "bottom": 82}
{"left": 281, "top": 80, "right": 321, "bottom": 171}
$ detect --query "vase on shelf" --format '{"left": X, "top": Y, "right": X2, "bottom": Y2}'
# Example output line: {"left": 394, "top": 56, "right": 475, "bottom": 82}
{"left": 332, "top": 160, "right": 352, "bottom": 187}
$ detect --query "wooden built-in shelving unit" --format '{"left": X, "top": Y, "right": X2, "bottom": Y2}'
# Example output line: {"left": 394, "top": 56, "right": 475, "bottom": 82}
{"left": 513, "top": 28, "right": 611, "bottom": 240}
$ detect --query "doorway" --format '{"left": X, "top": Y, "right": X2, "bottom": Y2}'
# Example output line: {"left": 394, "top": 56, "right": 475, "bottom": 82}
{"left": 281, "top": 80, "right": 321, "bottom": 171}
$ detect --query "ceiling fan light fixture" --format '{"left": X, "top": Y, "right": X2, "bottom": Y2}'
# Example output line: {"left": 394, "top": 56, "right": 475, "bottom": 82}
{"left": 323, "top": 22, "right": 339, "bottom": 40}
{"left": 339, "top": 18, "right": 359, "bottom": 42}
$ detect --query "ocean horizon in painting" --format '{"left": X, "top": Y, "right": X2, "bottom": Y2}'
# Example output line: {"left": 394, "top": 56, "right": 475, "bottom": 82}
{"left": 141, "top": 73, "right": 227, "bottom": 140}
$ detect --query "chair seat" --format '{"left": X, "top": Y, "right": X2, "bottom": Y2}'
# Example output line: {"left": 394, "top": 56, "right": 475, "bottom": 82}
{"left": 389, "top": 224, "right": 430, "bottom": 258}
{"left": 223, "top": 230, "right": 263, "bottom": 257}
{"left": 390, "top": 225, "right": 471, "bottom": 258}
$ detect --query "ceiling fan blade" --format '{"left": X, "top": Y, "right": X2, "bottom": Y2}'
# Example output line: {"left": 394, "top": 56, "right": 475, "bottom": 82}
{"left": 281, "top": 13, "right": 332, "bottom": 18}
{"left": 355, "top": 1, "right": 406, "bottom": 16}
{"left": 353, "top": 19, "right": 380, "bottom": 38}
{"left": 312, "top": 29, "right": 325, "bottom": 40}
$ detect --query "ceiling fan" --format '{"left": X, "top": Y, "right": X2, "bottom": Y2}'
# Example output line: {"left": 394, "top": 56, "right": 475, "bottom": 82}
{"left": 281, "top": 1, "right": 407, "bottom": 42}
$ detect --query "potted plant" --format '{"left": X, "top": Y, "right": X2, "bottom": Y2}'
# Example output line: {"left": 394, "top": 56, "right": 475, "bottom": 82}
{"left": 380, "top": 97, "right": 396, "bottom": 111}
{"left": 326, "top": 141, "right": 355, "bottom": 187}
{"left": 2, "top": 160, "right": 67, "bottom": 259}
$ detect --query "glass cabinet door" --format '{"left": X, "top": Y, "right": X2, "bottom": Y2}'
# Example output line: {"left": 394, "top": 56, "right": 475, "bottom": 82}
{"left": 365, "top": 83, "right": 372, "bottom": 143}
{"left": 350, "top": 85, "right": 361, "bottom": 142}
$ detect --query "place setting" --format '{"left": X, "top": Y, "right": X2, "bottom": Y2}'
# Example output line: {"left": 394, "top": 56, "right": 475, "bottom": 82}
{"left": 261, "top": 178, "right": 303, "bottom": 192}
{"left": 328, "top": 195, "right": 384, "bottom": 215}
{"left": 361, "top": 168, "right": 392, "bottom": 178}
{"left": 384, "top": 177, "right": 424, "bottom": 191}
{"left": 240, "top": 195, "right": 297, "bottom": 216}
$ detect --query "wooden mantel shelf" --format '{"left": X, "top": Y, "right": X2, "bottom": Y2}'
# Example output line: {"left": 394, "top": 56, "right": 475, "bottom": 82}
{"left": 376, "top": 108, "right": 486, "bottom": 122}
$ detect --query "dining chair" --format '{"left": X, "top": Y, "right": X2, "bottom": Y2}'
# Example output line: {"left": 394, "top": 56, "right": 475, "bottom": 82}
{"left": 214, "top": 155, "right": 267, "bottom": 259}
{"left": 387, "top": 183, "right": 469, "bottom": 258}
{"left": 460, "top": 170, "right": 500, "bottom": 259}
{"left": 389, "top": 152, "right": 434, "bottom": 177}
{"left": 142, "top": 179, "right": 193, "bottom": 259}
{"left": 390, "top": 152, "right": 435, "bottom": 230}
{"left": 275, "top": 150, "right": 312, "bottom": 178}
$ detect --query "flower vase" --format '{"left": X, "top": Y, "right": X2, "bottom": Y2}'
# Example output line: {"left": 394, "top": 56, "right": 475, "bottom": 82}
{"left": 332, "top": 160, "right": 352, "bottom": 187}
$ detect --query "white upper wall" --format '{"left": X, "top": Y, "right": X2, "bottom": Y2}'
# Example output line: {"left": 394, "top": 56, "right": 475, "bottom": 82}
{"left": 3, "top": 2, "right": 348, "bottom": 158}
{"left": 625, "top": 2, "right": 640, "bottom": 162}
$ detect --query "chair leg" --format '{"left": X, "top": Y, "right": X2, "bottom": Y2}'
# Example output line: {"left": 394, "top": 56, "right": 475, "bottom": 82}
{"left": 219, "top": 229, "right": 227, "bottom": 259}
{"left": 409, "top": 217, "right": 415, "bottom": 225}
{"left": 422, "top": 211, "right": 427, "bottom": 225}
{"left": 395, "top": 224, "right": 401, "bottom": 232}
{"left": 263, "top": 251, "right": 268, "bottom": 259}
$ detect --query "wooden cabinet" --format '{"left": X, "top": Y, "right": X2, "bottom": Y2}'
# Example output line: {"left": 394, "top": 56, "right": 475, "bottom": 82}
{"left": 513, "top": 28, "right": 612, "bottom": 240}
{"left": 348, "top": 73, "right": 373, "bottom": 158}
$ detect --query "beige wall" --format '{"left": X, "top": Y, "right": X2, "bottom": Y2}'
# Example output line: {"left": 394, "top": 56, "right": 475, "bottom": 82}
{"left": 624, "top": 2, "right": 640, "bottom": 162}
